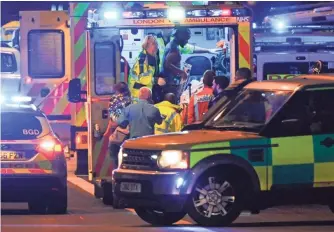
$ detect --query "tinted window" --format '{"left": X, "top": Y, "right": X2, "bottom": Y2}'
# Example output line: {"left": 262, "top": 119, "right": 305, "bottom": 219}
{"left": 94, "top": 42, "right": 116, "bottom": 95}
{"left": 1, "top": 112, "right": 47, "bottom": 140}
{"left": 28, "top": 30, "right": 65, "bottom": 78}
{"left": 1, "top": 52, "right": 17, "bottom": 72}
{"left": 267, "top": 89, "right": 334, "bottom": 137}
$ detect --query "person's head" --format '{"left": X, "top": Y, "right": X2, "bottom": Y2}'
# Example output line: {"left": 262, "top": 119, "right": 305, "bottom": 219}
{"left": 212, "top": 76, "right": 229, "bottom": 95}
{"left": 172, "top": 27, "right": 191, "bottom": 47}
{"left": 202, "top": 70, "right": 215, "bottom": 87}
{"left": 138, "top": 87, "right": 152, "bottom": 101}
{"left": 142, "top": 35, "right": 158, "bottom": 56}
{"left": 164, "top": 93, "right": 176, "bottom": 105}
{"left": 114, "top": 82, "right": 130, "bottom": 96}
{"left": 236, "top": 67, "right": 252, "bottom": 81}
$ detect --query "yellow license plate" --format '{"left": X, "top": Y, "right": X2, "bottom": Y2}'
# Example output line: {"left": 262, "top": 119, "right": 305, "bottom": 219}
{"left": 0, "top": 151, "right": 25, "bottom": 160}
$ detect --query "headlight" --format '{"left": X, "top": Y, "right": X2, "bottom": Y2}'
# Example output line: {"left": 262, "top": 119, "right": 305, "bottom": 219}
{"left": 158, "top": 150, "right": 189, "bottom": 169}
{"left": 118, "top": 147, "right": 124, "bottom": 168}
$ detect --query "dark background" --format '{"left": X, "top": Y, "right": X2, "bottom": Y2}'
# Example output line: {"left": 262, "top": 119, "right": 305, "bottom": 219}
{"left": 0, "top": 1, "right": 329, "bottom": 26}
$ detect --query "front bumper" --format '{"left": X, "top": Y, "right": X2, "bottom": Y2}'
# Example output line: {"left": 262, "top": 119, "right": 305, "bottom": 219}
{"left": 112, "top": 169, "right": 191, "bottom": 212}
{"left": 1, "top": 174, "right": 67, "bottom": 202}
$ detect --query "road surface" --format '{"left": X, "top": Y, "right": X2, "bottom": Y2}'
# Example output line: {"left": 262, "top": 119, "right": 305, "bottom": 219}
{"left": 1, "top": 159, "right": 334, "bottom": 232}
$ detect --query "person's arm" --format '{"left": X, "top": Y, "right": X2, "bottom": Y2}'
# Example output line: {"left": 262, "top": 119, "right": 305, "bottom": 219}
{"left": 180, "top": 43, "right": 220, "bottom": 54}
{"left": 117, "top": 106, "right": 130, "bottom": 129}
{"left": 154, "top": 108, "right": 163, "bottom": 125}
{"left": 164, "top": 51, "right": 187, "bottom": 81}
{"left": 188, "top": 95, "right": 195, "bottom": 124}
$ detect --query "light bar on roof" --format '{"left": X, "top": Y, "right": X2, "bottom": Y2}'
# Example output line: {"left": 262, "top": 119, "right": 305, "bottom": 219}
{"left": 186, "top": 9, "right": 207, "bottom": 17}
{"left": 167, "top": 7, "right": 186, "bottom": 21}
{"left": 146, "top": 10, "right": 165, "bottom": 18}
{"left": 122, "top": 11, "right": 145, "bottom": 19}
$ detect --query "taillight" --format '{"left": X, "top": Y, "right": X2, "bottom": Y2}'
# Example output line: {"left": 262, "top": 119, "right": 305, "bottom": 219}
{"left": 37, "top": 139, "right": 63, "bottom": 155}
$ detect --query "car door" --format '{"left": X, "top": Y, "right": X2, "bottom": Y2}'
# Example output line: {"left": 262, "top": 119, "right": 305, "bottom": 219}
{"left": 306, "top": 88, "right": 334, "bottom": 187}
{"left": 87, "top": 28, "right": 121, "bottom": 181}
{"left": 263, "top": 90, "right": 328, "bottom": 189}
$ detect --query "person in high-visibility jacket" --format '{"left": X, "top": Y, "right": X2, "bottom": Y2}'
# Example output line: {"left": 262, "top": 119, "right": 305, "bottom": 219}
{"left": 187, "top": 70, "right": 215, "bottom": 124}
{"left": 128, "top": 35, "right": 158, "bottom": 103}
{"left": 154, "top": 93, "right": 182, "bottom": 135}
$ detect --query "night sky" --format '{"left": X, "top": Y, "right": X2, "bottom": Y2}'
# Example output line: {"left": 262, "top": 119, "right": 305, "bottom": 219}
{"left": 0, "top": 1, "right": 327, "bottom": 26}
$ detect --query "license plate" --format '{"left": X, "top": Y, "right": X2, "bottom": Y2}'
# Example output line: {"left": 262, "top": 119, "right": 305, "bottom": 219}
{"left": 120, "top": 182, "right": 141, "bottom": 193}
{"left": 0, "top": 151, "right": 25, "bottom": 160}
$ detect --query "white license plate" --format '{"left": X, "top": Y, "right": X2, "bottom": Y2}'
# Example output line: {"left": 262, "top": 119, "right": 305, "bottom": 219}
{"left": 0, "top": 151, "right": 25, "bottom": 160}
{"left": 120, "top": 182, "right": 141, "bottom": 193}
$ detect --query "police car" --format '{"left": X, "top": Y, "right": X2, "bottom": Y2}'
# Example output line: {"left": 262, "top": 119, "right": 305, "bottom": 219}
{"left": 113, "top": 74, "right": 334, "bottom": 226}
{"left": 1, "top": 97, "right": 67, "bottom": 214}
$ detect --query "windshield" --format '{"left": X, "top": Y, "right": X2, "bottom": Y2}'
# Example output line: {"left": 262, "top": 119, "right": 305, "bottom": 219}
{"left": 206, "top": 89, "right": 292, "bottom": 131}
{"left": 1, "top": 112, "right": 49, "bottom": 140}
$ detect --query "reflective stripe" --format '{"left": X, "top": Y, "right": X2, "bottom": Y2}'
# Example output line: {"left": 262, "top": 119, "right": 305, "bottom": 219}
{"left": 165, "top": 111, "right": 178, "bottom": 131}
{"left": 156, "top": 127, "right": 168, "bottom": 133}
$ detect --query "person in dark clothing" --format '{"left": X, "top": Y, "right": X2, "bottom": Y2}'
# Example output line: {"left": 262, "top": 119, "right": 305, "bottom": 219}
{"left": 117, "top": 87, "right": 163, "bottom": 138}
{"left": 152, "top": 72, "right": 166, "bottom": 104}
{"left": 209, "top": 75, "right": 230, "bottom": 109}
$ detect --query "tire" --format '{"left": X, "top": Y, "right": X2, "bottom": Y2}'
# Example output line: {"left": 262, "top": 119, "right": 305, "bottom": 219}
{"left": 28, "top": 201, "right": 47, "bottom": 214}
{"left": 135, "top": 208, "right": 186, "bottom": 226}
{"left": 47, "top": 188, "right": 68, "bottom": 214}
{"left": 102, "top": 183, "right": 113, "bottom": 205}
{"left": 187, "top": 170, "right": 245, "bottom": 227}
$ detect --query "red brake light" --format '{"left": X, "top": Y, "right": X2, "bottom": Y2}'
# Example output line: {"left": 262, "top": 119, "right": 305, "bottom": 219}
{"left": 38, "top": 140, "right": 63, "bottom": 154}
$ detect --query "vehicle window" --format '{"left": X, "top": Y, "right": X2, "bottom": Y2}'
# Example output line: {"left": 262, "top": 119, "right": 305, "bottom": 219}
{"left": 94, "top": 42, "right": 116, "bottom": 95}
{"left": 1, "top": 52, "right": 17, "bottom": 73}
{"left": 1, "top": 112, "right": 49, "bottom": 140}
{"left": 307, "top": 89, "right": 334, "bottom": 134}
{"left": 208, "top": 90, "right": 292, "bottom": 131}
{"left": 28, "top": 30, "right": 65, "bottom": 78}
{"left": 266, "top": 89, "right": 334, "bottom": 137}
{"left": 263, "top": 62, "right": 309, "bottom": 80}
{"left": 310, "top": 61, "right": 334, "bottom": 74}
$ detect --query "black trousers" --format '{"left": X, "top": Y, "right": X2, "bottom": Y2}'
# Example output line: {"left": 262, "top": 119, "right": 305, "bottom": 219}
{"left": 109, "top": 143, "right": 120, "bottom": 169}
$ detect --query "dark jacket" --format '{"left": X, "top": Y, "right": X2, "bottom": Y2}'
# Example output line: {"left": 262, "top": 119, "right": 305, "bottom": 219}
{"left": 117, "top": 100, "right": 163, "bottom": 138}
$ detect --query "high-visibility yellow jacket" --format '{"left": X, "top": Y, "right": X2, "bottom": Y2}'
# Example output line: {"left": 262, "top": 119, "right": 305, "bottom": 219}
{"left": 154, "top": 101, "right": 183, "bottom": 134}
{"left": 128, "top": 50, "right": 157, "bottom": 103}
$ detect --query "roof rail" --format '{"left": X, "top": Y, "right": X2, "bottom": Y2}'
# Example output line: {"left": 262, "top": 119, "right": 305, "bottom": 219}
{"left": 269, "top": 2, "right": 334, "bottom": 15}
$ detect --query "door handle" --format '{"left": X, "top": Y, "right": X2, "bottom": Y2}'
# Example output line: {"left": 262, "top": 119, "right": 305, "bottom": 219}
{"left": 320, "top": 137, "right": 334, "bottom": 148}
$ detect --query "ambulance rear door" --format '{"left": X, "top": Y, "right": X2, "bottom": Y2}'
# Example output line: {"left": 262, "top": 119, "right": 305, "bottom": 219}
{"left": 87, "top": 28, "right": 121, "bottom": 181}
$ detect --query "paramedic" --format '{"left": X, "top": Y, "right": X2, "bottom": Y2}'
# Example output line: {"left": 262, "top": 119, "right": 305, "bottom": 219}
{"left": 187, "top": 70, "right": 215, "bottom": 124}
{"left": 128, "top": 35, "right": 158, "bottom": 103}
{"left": 154, "top": 93, "right": 182, "bottom": 134}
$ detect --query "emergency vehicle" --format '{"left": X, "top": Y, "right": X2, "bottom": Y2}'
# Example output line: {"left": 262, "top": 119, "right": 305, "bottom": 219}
{"left": 252, "top": 3, "right": 334, "bottom": 81}
{"left": 1, "top": 97, "right": 67, "bottom": 214}
{"left": 1, "top": 47, "right": 21, "bottom": 95}
{"left": 113, "top": 73, "right": 334, "bottom": 226}
{"left": 1, "top": 21, "right": 19, "bottom": 44}
{"left": 66, "top": 1, "right": 253, "bottom": 202}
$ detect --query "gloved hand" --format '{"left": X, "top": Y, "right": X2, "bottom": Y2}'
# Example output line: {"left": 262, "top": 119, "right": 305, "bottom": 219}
{"left": 208, "top": 48, "right": 222, "bottom": 54}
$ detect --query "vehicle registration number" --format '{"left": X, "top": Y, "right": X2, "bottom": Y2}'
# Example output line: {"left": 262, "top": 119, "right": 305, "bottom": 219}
{"left": 0, "top": 151, "right": 25, "bottom": 160}
{"left": 120, "top": 182, "right": 141, "bottom": 193}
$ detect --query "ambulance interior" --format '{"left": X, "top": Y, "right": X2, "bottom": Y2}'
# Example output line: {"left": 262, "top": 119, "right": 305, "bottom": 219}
{"left": 119, "top": 26, "right": 235, "bottom": 83}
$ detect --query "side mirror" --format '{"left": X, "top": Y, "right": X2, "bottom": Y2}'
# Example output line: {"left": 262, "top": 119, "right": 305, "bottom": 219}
{"left": 68, "top": 78, "right": 87, "bottom": 103}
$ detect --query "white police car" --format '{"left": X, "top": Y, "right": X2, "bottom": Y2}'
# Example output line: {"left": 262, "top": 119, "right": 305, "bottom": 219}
{"left": 1, "top": 97, "right": 67, "bottom": 214}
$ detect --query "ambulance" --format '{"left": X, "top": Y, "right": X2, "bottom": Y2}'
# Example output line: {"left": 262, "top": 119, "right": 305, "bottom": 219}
{"left": 66, "top": 1, "right": 253, "bottom": 202}
{"left": 254, "top": 3, "right": 334, "bottom": 81}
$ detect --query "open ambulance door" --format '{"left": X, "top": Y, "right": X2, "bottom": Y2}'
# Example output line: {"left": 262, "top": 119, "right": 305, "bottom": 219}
{"left": 86, "top": 28, "right": 121, "bottom": 182}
